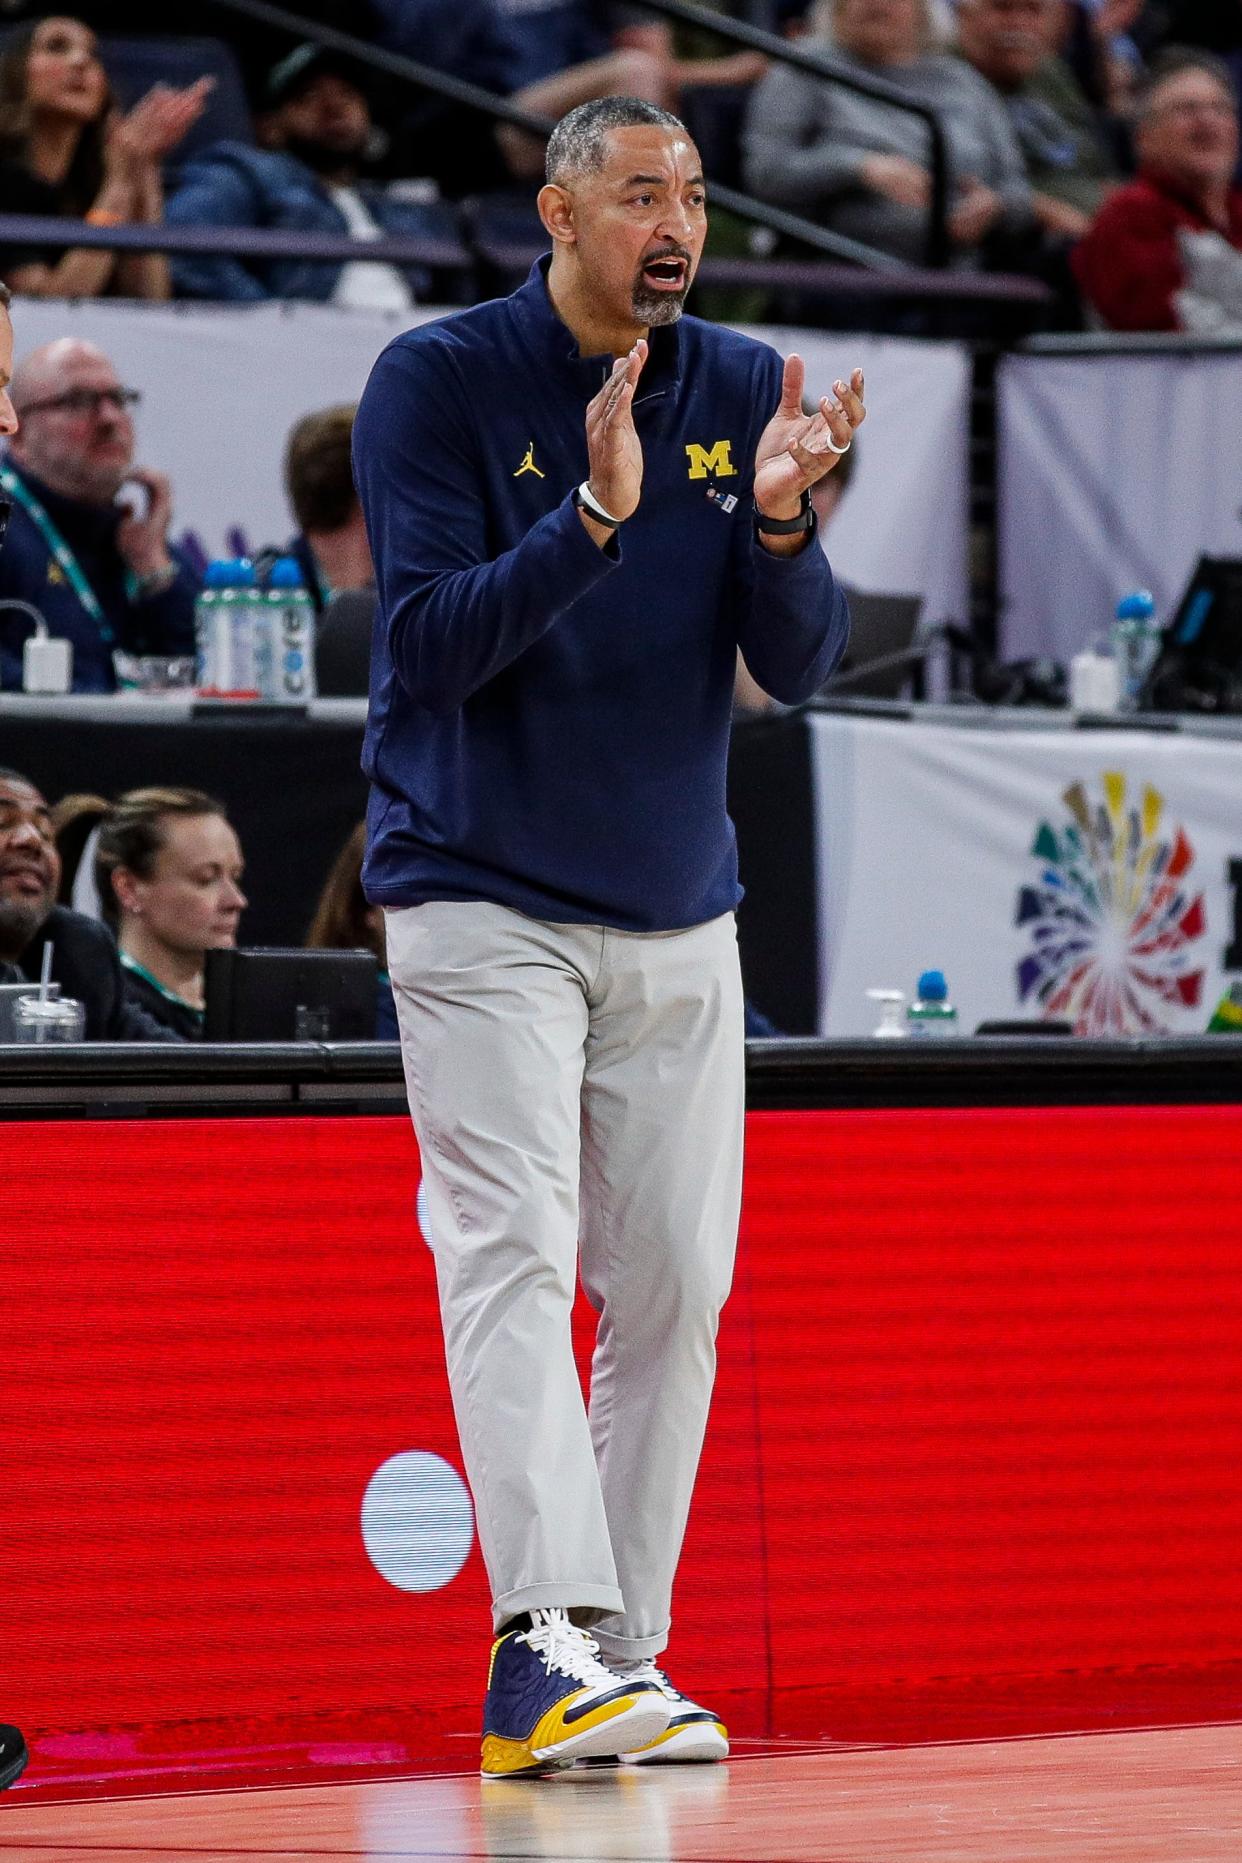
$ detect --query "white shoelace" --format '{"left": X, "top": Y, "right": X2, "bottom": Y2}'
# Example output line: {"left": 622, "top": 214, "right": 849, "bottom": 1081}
{"left": 516, "top": 1609, "right": 618, "bottom": 1688}
{"left": 613, "top": 1659, "right": 683, "bottom": 1702}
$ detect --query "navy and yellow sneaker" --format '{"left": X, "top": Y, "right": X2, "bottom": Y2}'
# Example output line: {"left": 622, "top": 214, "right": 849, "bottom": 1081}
{"left": 611, "top": 1664, "right": 729, "bottom": 1764}
{"left": 481, "top": 1609, "right": 671, "bottom": 1777}
{"left": 0, "top": 1724, "right": 28, "bottom": 1792}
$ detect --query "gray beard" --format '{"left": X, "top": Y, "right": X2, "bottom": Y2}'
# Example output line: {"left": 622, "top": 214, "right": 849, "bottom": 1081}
{"left": 0, "top": 895, "right": 48, "bottom": 962}
{"left": 631, "top": 283, "right": 687, "bottom": 326}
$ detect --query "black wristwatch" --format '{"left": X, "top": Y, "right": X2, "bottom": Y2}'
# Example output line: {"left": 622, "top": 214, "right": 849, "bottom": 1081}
{"left": 754, "top": 490, "right": 814, "bottom": 536}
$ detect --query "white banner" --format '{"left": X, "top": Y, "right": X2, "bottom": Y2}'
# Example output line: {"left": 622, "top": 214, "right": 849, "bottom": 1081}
{"left": 8, "top": 299, "right": 970, "bottom": 618}
{"left": 997, "top": 346, "right": 1242, "bottom": 666}
{"left": 810, "top": 711, "right": 1242, "bottom": 1037}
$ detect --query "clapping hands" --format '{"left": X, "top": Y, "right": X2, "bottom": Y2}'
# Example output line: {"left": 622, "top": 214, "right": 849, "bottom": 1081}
{"left": 106, "top": 77, "right": 214, "bottom": 184}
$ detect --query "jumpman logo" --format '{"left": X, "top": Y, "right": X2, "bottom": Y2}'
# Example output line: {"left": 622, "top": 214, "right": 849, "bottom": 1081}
{"left": 513, "top": 441, "right": 545, "bottom": 479}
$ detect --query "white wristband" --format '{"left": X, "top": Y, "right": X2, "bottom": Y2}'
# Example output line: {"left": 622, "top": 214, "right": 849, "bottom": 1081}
{"left": 575, "top": 480, "right": 624, "bottom": 528}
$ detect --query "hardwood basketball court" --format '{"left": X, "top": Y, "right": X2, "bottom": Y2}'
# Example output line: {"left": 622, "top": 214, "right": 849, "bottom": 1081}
{"left": 3, "top": 1717, "right": 1240, "bottom": 1860}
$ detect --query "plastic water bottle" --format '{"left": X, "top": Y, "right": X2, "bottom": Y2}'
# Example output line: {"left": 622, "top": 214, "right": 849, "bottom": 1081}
{"left": 906, "top": 969, "right": 959, "bottom": 1037}
{"left": 196, "top": 558, "right": 261, "bottom": 697}
{"left": 1112, "top": 590, "right": 1161, "bottom": 712}
{"left": 194, "top": 561, "right": 231, "bottom": 695}
{"left": 258, "top": 556, "right": 317, "bottom": 703}
{"left": 228, "top": 557, "right": 261, "bottom": 698}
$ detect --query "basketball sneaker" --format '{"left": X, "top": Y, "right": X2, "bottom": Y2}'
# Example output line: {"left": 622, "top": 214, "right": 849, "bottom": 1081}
{"left": 480, "top": 1609, "right": 671, "bottom": 1777}
{"left": 0, "top": 1724, "right": 28, "bottom": 1792}
{"left": 607, "top": 1663, "right": 729, "bottom": 1764}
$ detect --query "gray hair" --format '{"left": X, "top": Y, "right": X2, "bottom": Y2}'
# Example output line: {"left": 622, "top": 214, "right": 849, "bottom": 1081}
{"left": 545, "top": 97, "right": 689, "bottom": 187}
{"left": 1138, "top": 47, "right": 1238, "bottom": 120}
{"left": 0, "top": 280, "right": 10, "bottom": 310}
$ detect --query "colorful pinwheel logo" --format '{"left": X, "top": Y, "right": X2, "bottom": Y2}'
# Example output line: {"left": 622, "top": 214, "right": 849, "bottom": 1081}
{"left": 1015, "top": 772, "right": 1206, "bottom": 1034}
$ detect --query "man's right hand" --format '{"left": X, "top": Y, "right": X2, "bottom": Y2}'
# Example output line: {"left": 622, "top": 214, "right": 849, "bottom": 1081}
{"left": 580, "top": 339, "right": 647, "bottom": 544}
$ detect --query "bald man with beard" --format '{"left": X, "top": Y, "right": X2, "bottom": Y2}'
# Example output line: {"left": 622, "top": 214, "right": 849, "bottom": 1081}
{"left": 0, "top": 337, "right": 197, "bottom": 691}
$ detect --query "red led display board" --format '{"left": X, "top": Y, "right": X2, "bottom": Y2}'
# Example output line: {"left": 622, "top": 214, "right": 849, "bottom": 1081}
{"left": 4, "top": 1105, "right": 1242, "bottom": 1757}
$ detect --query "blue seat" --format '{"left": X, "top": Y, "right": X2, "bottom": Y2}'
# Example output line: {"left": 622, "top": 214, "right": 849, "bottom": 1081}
{"left": 100, "top": 36, "right": 254, "bottom": 160}
{"left": 463, "top": 191, "right": 546, "bottom": 272}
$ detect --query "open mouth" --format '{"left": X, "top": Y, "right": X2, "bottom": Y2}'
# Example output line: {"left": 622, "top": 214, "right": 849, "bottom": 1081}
{"left": 641, "top": 256, "right": 689, "bottom": 293}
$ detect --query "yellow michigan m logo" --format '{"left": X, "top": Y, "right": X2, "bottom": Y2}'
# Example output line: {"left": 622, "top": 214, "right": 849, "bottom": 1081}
{"left": 685, "top": 440, "right": 736, "bottom": 480}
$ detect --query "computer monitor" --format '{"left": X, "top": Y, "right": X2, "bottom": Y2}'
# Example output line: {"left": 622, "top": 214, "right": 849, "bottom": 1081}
{"left": 821, "top": 592, "right": 924, "bottom": 701}
{"left": 204, "top": 948, "right": 378, "bottom": 1042}
{"left": 1148, "top": 556, "right": 1242, "bottom": 712}
{"left": 316, "top": 591, "right": 376, "bottom": 698}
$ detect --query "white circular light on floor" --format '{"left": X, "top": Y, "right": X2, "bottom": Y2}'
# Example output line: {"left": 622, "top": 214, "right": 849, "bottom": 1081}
{"left": 360, "top": 1450, "right": 474, "bottom": 1592}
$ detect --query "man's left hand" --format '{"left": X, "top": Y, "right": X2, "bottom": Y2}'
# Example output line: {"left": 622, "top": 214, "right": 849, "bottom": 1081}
{"left": 117, "top": 467, "right": 174, "bottom": 580}
{"left": 753, "top": 355, "right": 865, "bottom": 524}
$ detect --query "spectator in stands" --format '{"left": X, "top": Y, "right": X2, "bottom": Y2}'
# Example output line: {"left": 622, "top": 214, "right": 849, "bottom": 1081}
{"left": 0, "top": 337, "right": 198, "bottom": 691}
{"left": 1073, "top": 49, "right": 1242, "bottom": 330}
{"left": 743, "top": 0, "right": 1035, "bottom": 266}
{"left": 479, "top": 0, "right": 767, "bottom": 122}
{"left": 370, "top": 0, "right": 666, "bottom": 188}
{"left": 1060, "top": 0, "right": 1152, "bottom": 119}
{"left": 53, "top": 787, "right": 247, "bottom": 1040}
{"left": 956, "top": 0, "right": 1124, "bottom": 238}
{"left": 165, "top": 44, "right": 449, "bottom": 307}
{"left": 280, "top": 404, "right": 372, "bottom": 615}
{"left": 1155, "top": 3, "right": 1242, "bottom": 175}
{"left": 0, "top": 767, "right": 177, "bottom": 1039}
{"left": 307, "top": 821, "right": 398, "bottom": 1039}
{"left": 0, "top": 15, "right": 210, "bottom": 300}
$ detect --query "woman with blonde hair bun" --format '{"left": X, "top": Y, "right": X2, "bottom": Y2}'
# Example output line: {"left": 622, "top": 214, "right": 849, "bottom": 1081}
{"left": 52, "top": 786, "right": 246, "bottom": 1039}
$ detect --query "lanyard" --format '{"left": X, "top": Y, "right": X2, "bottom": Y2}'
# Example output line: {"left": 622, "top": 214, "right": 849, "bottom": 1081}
{"left": 0, "top": 463, "right": 115, "bottom": 645}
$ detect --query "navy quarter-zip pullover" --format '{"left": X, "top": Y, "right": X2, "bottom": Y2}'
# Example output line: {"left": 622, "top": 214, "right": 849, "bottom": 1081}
{"left": 354, "top": 258, "right": 849, "bottom": 931}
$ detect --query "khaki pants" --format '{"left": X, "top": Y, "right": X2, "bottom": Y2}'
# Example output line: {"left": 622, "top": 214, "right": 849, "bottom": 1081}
{"left": 385, "top": 901, "right": 745, "bottom": 1661}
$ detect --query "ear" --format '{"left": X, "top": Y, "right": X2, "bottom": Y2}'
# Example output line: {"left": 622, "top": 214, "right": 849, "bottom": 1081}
{"left": 537, "top": 182, "right": 577, "bottom": 247}
{"left": 110, "top": 865, "right": 141, "bottom": 916}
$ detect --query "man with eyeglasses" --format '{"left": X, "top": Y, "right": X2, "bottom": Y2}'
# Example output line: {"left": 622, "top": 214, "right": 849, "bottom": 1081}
{"left": 1074, "top": 49, "right": 1242, "bottom": 330}
{"left": 0, "top": 337, "right": 197, "bottom": 691}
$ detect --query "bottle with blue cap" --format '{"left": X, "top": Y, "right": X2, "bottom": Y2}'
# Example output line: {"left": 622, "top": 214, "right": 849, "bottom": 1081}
{"left": 906, "top": 969, "right": 958, "bottom": 1037}
{"left": 257, "top": 555, "right": 316, "bottom": 704}
{"left": 194, "top": 558, "right": 259, "bottom": 697}
{"left": 193, "top": 560, "right": 225, "bottom": 694}
{"left": 1112, "top": 589, "right": 1161, "bottom": 712}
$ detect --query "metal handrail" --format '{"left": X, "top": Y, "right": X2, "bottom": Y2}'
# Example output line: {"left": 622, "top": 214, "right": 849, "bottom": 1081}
{"left": 620, "top": 0, "right": 952, "bottom": 267}
{"left": 0, "top": 214, "right": 1053, "bottom": 325}
{"left": 0, "top": 213, "right": 472, "bottom": 270}
{"left": 199, "top": 0, "right": 906, "bottom": 269}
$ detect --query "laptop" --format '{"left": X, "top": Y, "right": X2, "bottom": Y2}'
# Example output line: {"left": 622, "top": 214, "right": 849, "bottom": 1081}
{"left": 821, "top": 591, "right": 924, "bottom": 700}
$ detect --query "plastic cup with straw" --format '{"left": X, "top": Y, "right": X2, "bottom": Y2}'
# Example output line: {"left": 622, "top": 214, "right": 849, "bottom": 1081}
{"left": 14, "top": 942, "right": 84, "bottom": 1043}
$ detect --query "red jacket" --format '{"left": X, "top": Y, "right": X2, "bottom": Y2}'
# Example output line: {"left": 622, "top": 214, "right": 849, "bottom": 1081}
{"left": 1072, "top": 171, "right": 1242, "bottom": 331}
